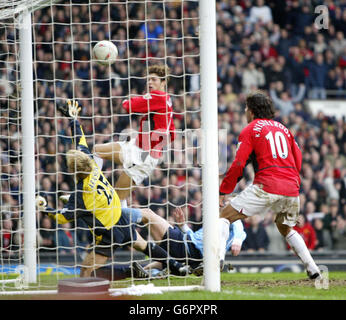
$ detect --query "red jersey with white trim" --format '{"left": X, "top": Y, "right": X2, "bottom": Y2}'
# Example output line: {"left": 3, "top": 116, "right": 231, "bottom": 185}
{"left": 219, "top": 118, "right": 302, "bottom": 196}
{"left": 122, "top": 90, "right": 176, "bottom": 158}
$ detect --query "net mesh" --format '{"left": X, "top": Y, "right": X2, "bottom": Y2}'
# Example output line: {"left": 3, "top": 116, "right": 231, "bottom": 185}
{"left": 0, "top": 0, "right": 58, "bottom": 20}
{"left": 0, "top": 17, "right": 25, "bottom": 287}
{"left": 0, "top": 0, "right": 202, "bottom": 290}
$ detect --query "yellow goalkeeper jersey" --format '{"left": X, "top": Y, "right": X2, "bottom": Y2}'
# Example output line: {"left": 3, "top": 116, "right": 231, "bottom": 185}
{"left": 48, "top": 120, "right": 121, "bottom": 234}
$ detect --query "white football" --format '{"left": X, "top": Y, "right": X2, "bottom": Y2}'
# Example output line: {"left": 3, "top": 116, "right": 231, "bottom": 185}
{"left": 93, "top": 40, "right": 118, "bottom": 66}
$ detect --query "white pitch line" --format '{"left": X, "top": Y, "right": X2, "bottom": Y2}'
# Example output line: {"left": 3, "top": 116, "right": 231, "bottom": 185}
{"left": 223, "top": 289, "right": 316, "bottom": 300}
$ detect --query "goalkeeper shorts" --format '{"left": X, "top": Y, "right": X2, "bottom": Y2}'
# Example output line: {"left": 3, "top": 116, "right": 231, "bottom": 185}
{"left": 118, "top": 139, "right": 159, "bottom": 185}
{"left": 230, "top": 184, "right": 300, "bottom": 227}
{"left": 90, "top": 212, "right": 137, "bottom": 257}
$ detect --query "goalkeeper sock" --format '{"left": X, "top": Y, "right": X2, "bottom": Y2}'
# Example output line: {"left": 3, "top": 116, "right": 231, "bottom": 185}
{"left": 219, "top": 218, "right": 230, "bottom": 261}
{"left": 144, "top": 242, "right": 182, "bottom": 273}
{"left": 286, "top": 230, "right": 319, "bottom": 274}
{"left": 93, "top": 265, "right": 130, "bottom": 281}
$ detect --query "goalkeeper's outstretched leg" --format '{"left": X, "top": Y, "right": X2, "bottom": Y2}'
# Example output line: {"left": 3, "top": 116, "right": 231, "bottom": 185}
{"left": 37, "top": 99, "right": 189, "bottom": 279}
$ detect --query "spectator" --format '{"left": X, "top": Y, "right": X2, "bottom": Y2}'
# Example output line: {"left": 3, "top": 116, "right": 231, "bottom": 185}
{"left": 293, "top": 215, "right": 317, "bottom": 251}
{"left": 338, "top": 47, "right": 346, "bottom": 69}
{"left": 57, "top": 222, "right": 75, "bottom": 255}
{"left": 287, "top": 46, "right": 307, "bottom": 95}
{"left": 259, "top": 38, "right": 278, "bottom": 62}
{"left": 312, "top": 218, "right": 332, "bottom": 251}
{"left": 223, "top": 83, "right": 237, "bottom": 104}
{"left": 292, "top": 5, "right": 314, "bottom": 36}
{"left": 332, "top": 216, "right": 346, "bottom": 250}
{"left": 330, "top": 31, "right": 346, "bottom": 57}
{"left": 0, "top": 217, "right": 19, "bottom": 254}
{"left": 241, "top": 62, "right": 265, "bottom": 93}
{"left": 276, "top": 29, "right": 292, "bottom": 59}
{"left": 269, "top": 82, "right": 306, "bottom": 116}
{"left": 221, "top": 66, "right": 242, "bottom": 93}
{"left": 308, "top": 53, "right": 329, "bottom": 99}
{"left": 249, "top": 0, "right": 273, "bottom": 25}
{"left": 38, "top": 216, "right": 56, "bottom": 252}
{"left": 313, "top": 34, "right": 327, "bottom": 54}
{"left": 242, "top": 215, "right": 269, "bottom": 252}
{"left": 323, "top": 202, "right": 340, "bottom": 237}
{"left": 265, "top": 58, "right": 286, "bottom": 86}
{"left": 139, "top": 21, "right": 164, "bottom": 43}
{"left": 324, "top": 167, "right": 340, "bottom": 202}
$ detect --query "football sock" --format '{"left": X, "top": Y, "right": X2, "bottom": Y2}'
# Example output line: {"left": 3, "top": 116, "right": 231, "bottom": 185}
{"left": 120, "top": 199, "right": 128, "bottom": 208}
{"left": 144, "top": 242, "right": 182, "bottom": 272}
{"left": 219, "top": 218, "right": 230, "bottom": 261}
{"left": 286, "top": 230, "right": 319, "bottom": 274}
{"left": 93, "top": 265, "right": 130, "bottom": 281}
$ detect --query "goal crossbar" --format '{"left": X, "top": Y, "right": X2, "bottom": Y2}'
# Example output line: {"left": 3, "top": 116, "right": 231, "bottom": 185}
{"left": 0, "top": 0, "right": 59, "bottom": 20}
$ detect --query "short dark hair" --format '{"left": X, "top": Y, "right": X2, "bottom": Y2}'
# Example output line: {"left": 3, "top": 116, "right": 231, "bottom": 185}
{"left": 246, "top": 91, "right": 275, "bottom": 119}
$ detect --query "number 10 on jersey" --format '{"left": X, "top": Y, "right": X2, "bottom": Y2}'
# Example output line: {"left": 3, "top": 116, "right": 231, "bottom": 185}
{"left": 265, "top": 131, "right": 288, "bottom": 159}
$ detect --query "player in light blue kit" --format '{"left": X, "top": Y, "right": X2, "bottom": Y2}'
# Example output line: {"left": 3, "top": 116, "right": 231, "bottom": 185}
{"left": 175, "top": 208, "right": 246, "bottom": 268}
{"left": 127, "top": 206, "right": 246, "bottom": 274}
{"left": 93, "top": 206, "right": 246, "bottom": 279}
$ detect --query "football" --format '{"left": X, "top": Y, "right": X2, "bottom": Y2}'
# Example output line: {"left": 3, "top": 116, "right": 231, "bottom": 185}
{"left": 93, "top": 40, "right": 118, "bottom": 66}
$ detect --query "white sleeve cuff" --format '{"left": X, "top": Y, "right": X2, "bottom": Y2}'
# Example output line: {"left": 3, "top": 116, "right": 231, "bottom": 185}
{"left": 180, "top": 224, "right": 190, "bottom": 233}
{"left": 232, "top": 238, "right": 243, "bottom": 246}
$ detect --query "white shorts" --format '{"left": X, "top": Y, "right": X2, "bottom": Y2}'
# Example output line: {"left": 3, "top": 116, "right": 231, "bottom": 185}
{"left": 118, "top": 139, "right": 159, "bottom": 185}
{"left": 230, "top": 184, "right": 300, "bottom": 227}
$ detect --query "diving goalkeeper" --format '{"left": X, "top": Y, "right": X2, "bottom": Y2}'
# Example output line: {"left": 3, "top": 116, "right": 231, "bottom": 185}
{"left": 35, "top": 100, "right": 189, "bottom": 278}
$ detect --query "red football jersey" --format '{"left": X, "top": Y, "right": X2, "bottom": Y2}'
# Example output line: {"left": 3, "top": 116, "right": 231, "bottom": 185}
{"left": 122, "top": 90, "right": 176, "bottom": 158}
{"left": 220, "top": 118, "right": 302, "bottom": 196}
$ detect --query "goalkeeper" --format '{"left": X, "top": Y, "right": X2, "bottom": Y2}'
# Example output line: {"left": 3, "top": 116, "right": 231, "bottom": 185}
{"left": 36, "top": 100, "right": 189, "bottom": 278}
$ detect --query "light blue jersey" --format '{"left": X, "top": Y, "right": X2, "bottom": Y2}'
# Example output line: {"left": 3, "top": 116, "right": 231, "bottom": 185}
{"left": 122, "top": 207, "right": 247, "bottom": 258}
{"left": 185, "top": 220, "right": 246, "bottom": 256}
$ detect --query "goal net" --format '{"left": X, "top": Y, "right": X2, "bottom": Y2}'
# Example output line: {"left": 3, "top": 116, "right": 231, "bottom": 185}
{"left": 0, "top": 0, "right": 218, "bottom": 294}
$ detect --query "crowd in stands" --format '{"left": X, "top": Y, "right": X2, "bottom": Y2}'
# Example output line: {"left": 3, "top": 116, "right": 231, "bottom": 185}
{"left": 0, "top": 0, "right": 345, "bottom": 259}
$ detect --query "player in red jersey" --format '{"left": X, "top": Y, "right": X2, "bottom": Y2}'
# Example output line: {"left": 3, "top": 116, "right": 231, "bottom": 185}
{"left": 94, "top": 65, "right": 175, "bottom": 204}
{"left": 218, "top": 91, "right": 321, "bottom": 279}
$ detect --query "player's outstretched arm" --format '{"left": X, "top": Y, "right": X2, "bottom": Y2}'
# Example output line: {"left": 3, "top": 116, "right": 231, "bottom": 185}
{"left": 219, "top": 128, "right": 254, "bottom": 195}
{"left": 57, "top": 100, "right": 92, "bottom": 156}
{"left": 173, "top": 207, "right": 193, "bottom": 234}
{"left": 173, "top": 207, "right": 186, "bottom": 224}
{"left": 69, "top": 100, "right": 81, "bottom": 119}
{"left": 230, "top": 220, "right": 246, "bottom": 256}
{"left": 57, "top": 99, "right": 81, "bottom": 119}
{"left": 35, "top": 195, "right": 76, "bottom": 225}
{"left": 122, "top": 92, "right": 168, "bottom": 113}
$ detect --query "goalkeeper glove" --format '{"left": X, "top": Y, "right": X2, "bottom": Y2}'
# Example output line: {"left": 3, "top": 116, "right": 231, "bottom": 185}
{"left": 59, "top": 194, "right": 70, "bottom": 204}
{"left": 57, "top": 99, "right": 81, "bottom": 119}
{"left": 35, "top": 195, "right": 47, "bottom": 211}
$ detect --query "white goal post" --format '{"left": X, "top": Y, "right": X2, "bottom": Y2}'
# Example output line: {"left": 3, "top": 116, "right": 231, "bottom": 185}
{"left": 199, "top": 0, "right": 220, "bottom": 292}
{"left": 0, "top": 0, "right": 58, "bottom": 285}
{"left": 0, "top": 0, "right": 220, "bottom": 294}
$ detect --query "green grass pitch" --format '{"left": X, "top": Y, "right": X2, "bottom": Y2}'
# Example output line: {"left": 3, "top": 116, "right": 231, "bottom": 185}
{"left": 1, "top": 272, "right": 345, "bottom": 300}
{"left": 141, "top": 272, "right": 346, "bottom": 300}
